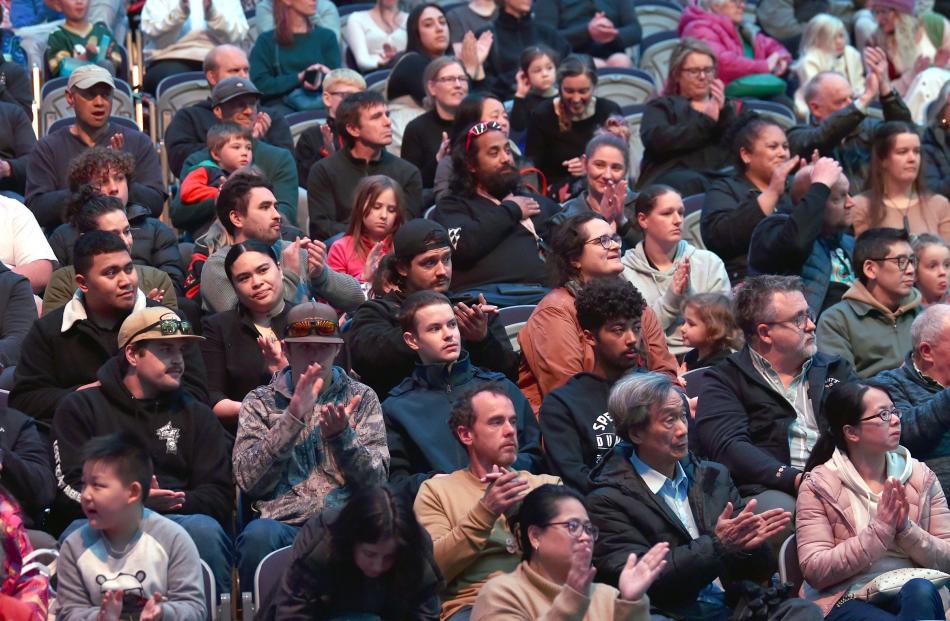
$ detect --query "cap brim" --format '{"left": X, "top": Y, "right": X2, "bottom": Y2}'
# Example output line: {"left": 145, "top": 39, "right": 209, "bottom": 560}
{"left": 214, "top": 91, "right": 261, "bottom": 106}
{"left": 124, "top": 333, "right": 205, "bottom": 348}
{"left": 70, "top": 77, "right": 115, "bottom": 90}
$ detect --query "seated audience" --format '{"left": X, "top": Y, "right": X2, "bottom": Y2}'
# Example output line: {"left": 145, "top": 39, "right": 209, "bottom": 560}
{"left": 748, "top": 160, "right": 855, "bottom": 315}
{"left": 788, "top": 51, "right": 911, "bottom": 195}
{"left": 867, "top": 0, "right": 950, "bottom": 122}
{"left": 446, "top": 0, "right": 496, "bottom": 46}
{"left": 401, "top": 56, "right": 468, "bottom": 188}
{"left": 0, "top": 264, "right": 37, "bottom": 390}
{"left": 384, "top": 290, "right": 542, "bottom": 497}
{"left": 874, "top": 304, "right": 950, "bottom": 493}
{"left": 554, "top": 134, "right": 640, "bottom": 250}
{"left": 342, "top": 0, "right": 407, "bottom": 73}
{"left": 263, "top": 486, "right": 442, "bottom": 620}
{"left": 539, "top": 277, "right": 646, "bottom": 493}
{"left": 43, "top": 191, "right": 179, "bottom": 314}
{"left": 173, "top": 122, "right": 253, "bottom": 236}
{"left": 201, "top": 171, "right": 363, "bottom": 314}
{"left": 0, "top": 195, "right": 56, "bottom": 293}
{"left": 201, "top": 241, "right": 289, "bottom": 428}
{"left": 622, "top": 185, "right": 731, "bottom": 355}
{"left": 413, "top": 382, "right": 561, "bottom": 620}
{"left": 639, "top": 38, "right": 737, "bottom": 195}
{"left": 294, "top": 68, "right": 365, "bottom": 183}
{"left": 431, "top": 120, "right": 559, "bottom": 302}
{"left": 923, "top": 79, "right": 950, "bottom": 199}
{"left": 165, "top": 44, "right": 294, "bottom": 179}
{"left": 696, "top": 275, "right": 856, "bottom": 516}
{"left": 853, "top": 121, "right": 950, "bottom": 241}
{"left": 796, "top": 381, "right": 950, "bottom": 620}
{"left": 25, "top": 65, "right": 165, "bottom": 229}
{"left": 0, "top": 101, "right": 36, "bottom": 198}
{"left": 56, "top": 433, "right": 207, "bottom": 620}
{"left": 45, "top": 0, "right": 121, "bottom": 78}
{"left": 701, "top": 115, "right": 803, "bottom": 283}
{"left": 326, "top": 175, "right": 404, "bottom": 285}
{"left": 509, "top": 44, "right": 558, "bottom": 134}
{"left": 588, "top": 372, "right": 820, "bottom": 621}
{"left": 518, "top": 214, "right": 678, "bottom": 411}
{"left": 50, "top": 148, "right": 183, "bottom": 290}
{"left": 912, "top": 233, "right": 950, "bottom": 306}
{"left": 403, "top": 3, "right": 451, "bottom": 61}
{"left": 473, "top": 485, "right": 664, "bottom": 620}
{"left": 678, "top": 0, "right": 792, "bottom": 97}
{"left": 817, "top": 227, "right": 922, "bottom": 378}
{"left": 792, "top": 14, "right": 865, "bottom": 119}
{"left": 179, "top": 78, "right": 299, "bottom": 228}
{"left": 248, "top": 0, "right": 340, "bottom": 113}
{"left": 139, "top": 0, "right": 248, "bottom": 95}
{"left": 480, "top": 0, "right": 570, "bottom": 101}
{"left": 307, "top": 91, "right": 423, "bottom": 240}
{"left": 11, "top": 231, "right": 208, "bottom": 424}
{"left": 680, "top": 292, "right": 742, "bottom": 371}
{"left": 535, "top": 0, "right": 639, "bottom": 68}
{"left": 525, "top": 55, "right": 622, "bottom": 197}
{"left": 53, "top": 306, "right": 232, "bottom": 592}
{"left": 233, "top": 300, "right": 389, "bottom": 590}
{"left": 347, "top": 218, "right": 518, "bottom": 399}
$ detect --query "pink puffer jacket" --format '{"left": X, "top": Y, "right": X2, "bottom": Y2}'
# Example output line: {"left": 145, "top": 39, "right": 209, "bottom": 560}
{"left": 795, "top": 455, "right": 950, "bottom": 616}
{"left": 678, "top": 3, "right": 790, "bottom": 85}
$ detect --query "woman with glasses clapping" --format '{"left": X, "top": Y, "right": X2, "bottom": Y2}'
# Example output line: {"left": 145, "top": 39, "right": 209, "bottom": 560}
{"left": 796, "top": 381, "right": 950, "bottom": 620}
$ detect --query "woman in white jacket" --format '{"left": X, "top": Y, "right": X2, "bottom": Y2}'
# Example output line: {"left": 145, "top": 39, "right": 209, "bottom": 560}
{"left": 621, "top": 185, "right": 731, "bottom": 355}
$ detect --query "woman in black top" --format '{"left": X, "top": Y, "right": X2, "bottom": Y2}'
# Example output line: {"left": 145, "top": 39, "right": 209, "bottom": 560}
{"left": 525, "top": 55, "right": 621, "bottom": 199}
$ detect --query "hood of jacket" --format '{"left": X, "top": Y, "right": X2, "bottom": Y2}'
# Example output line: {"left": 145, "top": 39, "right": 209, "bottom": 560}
{"left": 842, "top": 280, "right": 921, "bottom": 323}
{"left": 94, "top": 355, "right": 189, "bottom": 417}
{"left": 407, "top": 350, "right": 477, "bottom": 392}
{"left": 621, "top": 240, "right": 696, "bottom": 281}
{"left": 126, "top": 201, "right": 151, "bottom": 224}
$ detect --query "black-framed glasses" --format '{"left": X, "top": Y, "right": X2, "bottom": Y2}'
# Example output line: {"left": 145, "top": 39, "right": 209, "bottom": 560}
{"left": 871, "top": 255, "right": 916, "bottom": 271}
{"left": 681, "top": 67, "right": 716, "bottom": 77}
{"left": 546, "top": 519, "right": 599, "bottom": 541}
{"left": 465, "top": 121, "right": 504, "bottom": 152}
{"left": 585, "top": 234, "right": 622, "bottom": 250}
{"left": 860, "top": 406, "right": 902, "bottom": 424}
{"left": 434, "top": 74, "right": 467, "bottom": 85}
{"left": 763, "top": 309, "right": 816, "bottom": 331}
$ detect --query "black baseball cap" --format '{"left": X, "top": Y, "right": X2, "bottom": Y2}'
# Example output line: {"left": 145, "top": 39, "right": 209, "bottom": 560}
{"left": 393, "top": 219, "right": 452, "bottom": 261}
{"left": 211, "top": 77, "right": 261, "bottom": 107}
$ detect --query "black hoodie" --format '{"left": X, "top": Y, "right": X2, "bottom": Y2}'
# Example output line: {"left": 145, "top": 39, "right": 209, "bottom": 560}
{"left": 51, "top": 356, "right": 233, "bottom": 527}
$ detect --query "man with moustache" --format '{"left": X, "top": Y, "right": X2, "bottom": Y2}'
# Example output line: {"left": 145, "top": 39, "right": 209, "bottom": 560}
{"left": 431, "top": 121, "right": 560, "bottom": 305}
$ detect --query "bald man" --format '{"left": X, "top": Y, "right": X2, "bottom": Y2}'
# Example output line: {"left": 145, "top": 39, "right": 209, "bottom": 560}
{"left": 748, "top": 159, "right": 856, "bottom": 315}
{"left": 165, "top": 44, "right": 294, "bottom": 177}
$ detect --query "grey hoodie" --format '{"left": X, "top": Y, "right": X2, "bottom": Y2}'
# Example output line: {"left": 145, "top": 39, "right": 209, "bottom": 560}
{"left": 621, "top": 240, "right": 731, "bottom": 355}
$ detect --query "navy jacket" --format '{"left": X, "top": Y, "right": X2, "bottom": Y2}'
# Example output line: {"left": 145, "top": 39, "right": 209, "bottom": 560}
{"left": 0, "top": 406, "right": 55, "bottom": 526}
{"left": 383, "top": 352, "right": 543, "bottom": 499}
{"left": 695, "top": 345, "right": 856, "bottom": 496}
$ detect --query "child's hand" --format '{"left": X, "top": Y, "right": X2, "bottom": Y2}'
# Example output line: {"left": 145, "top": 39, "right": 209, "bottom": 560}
{"left": 360, "top": 240, "right": 388, "bottom": 282}
{"left": 97, "top": 589, "right": 123, "bottom": 621}
{"left": 85, "top": 42, "right": 98, "bottom": 58}
{"left": 109, "top": 132, "right": 125, "bottom": 151}
{"left": 140, "top": 593, "right": 164, "bottom": 621}
{"left": 515, "top": 69, "right": 530, "bottom": 98}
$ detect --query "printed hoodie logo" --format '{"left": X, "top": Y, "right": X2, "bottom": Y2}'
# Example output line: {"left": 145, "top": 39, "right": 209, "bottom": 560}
{"left": 156, "top": 421, "right": 180, "bottom": 455}
{"left": 594, "top": 412, "right": 617, "bottom": 451}
{"left": 448, "top": 227, "right": 461, "bottom": 248}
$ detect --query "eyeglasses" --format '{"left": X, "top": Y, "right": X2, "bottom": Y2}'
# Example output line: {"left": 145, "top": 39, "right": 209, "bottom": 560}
{"left": 871, "top": 255, "right": 916, "bottom": 271}
{"left": 465, "top": 121, "right": 504, "bottom": 153}
{"left": 859, "top": 406, "right": 902, "bottom": 424}
{"left": 585, "top": 234, "right": 622, "bottom": 250}
{"left": 681, "top": 67, "right": 716, "bottom": 77}
{"left": 546, "top": 519, "right": 599, "bottom": 541}
{"left": 286, "top": 318, "right": 338, "bottom": 338}
{"left": 123, "top": 318, "right": 194, "bottom": 348}
{"left": 763, "top": 309, "right": 816, "bottom": 331}
{"left": 434, "top": 75, "right": 467, "bottom": 85}
{"left": 325, "top": 90, "right": 358, "bottom": 99}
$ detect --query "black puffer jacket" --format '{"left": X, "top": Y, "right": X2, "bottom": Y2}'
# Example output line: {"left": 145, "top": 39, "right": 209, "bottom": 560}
{"left": 923, "top": 124, "right": 950, "bottom": 199}
{"left": 588, "top": 444, "right": 772, "bottom": 619}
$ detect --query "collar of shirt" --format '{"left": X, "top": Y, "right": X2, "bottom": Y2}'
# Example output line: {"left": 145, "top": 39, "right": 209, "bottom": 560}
{"left": 629, "top": 449, "right": 688, "bottom": 502}
{"left": 749, "top": 347, "right": 812, "bottom": 400}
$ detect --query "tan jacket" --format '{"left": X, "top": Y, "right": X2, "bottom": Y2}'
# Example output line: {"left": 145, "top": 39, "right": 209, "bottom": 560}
{"left": 471, "top": 561, "right": 650, "bottom": 621}
{"left": 517, "top": 287, "right": 678, "bottom": 411}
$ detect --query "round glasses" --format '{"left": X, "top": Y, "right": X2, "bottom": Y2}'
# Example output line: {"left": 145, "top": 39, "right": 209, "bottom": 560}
{"left": 546, "top": 519, "right": 599, "bottom": 541}
{"left": 860, "top": 406, "right": 902, "bottom": 424}
{"left": 585, "top": 234, "right": 622, "bottom": 250}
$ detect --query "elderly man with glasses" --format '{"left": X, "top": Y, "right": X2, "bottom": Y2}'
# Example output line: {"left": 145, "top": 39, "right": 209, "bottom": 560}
{"left": 695, "top": 275, "right": 856, "bottom": 540}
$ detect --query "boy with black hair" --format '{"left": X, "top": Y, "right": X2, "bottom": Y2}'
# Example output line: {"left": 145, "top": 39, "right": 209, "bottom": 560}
{"left": 56, "top": 432, "right": 206, "bottom": 621}
{"left": 817, "top": 227, "right": 922, "bottom": 377}
{"left": 539, "top": 277, "right": 648, "bottom": 492}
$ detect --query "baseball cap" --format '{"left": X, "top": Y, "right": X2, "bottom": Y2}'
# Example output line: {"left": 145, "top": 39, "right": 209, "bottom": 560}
{"left": 118, "top": 307, "right": 204, "bottom": 350}
{"left": 67, "top": 64, "right": 115, "bottom": 91}
{"left": 211, "top": 77, "right": 262, "bottom": 107}
{"left": 393, "top": 219, "right": 452, "bottom": 261}
{"left": 283, "top": 301, "right": 344, "bottom": 344}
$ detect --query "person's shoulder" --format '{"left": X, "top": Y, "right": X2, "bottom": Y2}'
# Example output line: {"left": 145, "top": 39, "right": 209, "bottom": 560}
{"left": 141, "top": 509, "right": 197, "bottom": 547}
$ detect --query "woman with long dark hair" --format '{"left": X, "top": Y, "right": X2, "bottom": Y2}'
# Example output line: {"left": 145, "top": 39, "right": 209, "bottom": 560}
{"left": 796, "top": 381, "right": 950, "bottom": 619}
{"left": 265, "top": 485, "right": 443, "bottom": 620}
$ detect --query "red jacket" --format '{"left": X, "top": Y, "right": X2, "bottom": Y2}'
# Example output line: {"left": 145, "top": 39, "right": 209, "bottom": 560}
{"left": 678, "top": 3, "right": 790, "bottom": 85}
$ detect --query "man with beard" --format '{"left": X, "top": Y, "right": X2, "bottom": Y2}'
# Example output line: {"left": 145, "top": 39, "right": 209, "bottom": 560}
{"left": 431, "top": 121, "right": 560, "bottom": 304}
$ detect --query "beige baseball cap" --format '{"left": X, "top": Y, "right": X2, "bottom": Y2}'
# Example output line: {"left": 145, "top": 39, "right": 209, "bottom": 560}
{"left": 67, "top": 64, "right": 116, "bottom": 91}
{"left": 118, "top": 307, "right": 203, "bottom": 349}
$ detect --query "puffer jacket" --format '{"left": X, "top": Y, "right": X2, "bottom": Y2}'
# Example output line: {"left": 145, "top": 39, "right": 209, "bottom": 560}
{"left": 796, "top": 447, "right": 950, "bottom": 616}
{"left": 678, "top": 3, "right": 790, "bottom": 85}
{"left": 923, "top": 124, "right": 950, "bottom": 199}
{"left": 621, "top": 240, "right": 731, "bottom": 355}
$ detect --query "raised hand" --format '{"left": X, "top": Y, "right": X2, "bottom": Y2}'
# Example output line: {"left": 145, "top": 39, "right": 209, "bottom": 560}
{"left": 253, "top": 111, "right": 272, "bottom": 140}
{"left": 714, "top": 501, "right": 760, "bottom": 552}
{"left": 618, "top": 542, "right": 669, "bottom": 602}
{"left": 140, "top": 593, "right": 164, "bottom": 621}
{"left": 146, "top": 476, "right": 186, "bottom": 512}
{"left": 670, "top": 258, "right": 691, "bottom": 296}
{"left": 98, "top": 589, "right": 124, "bottom": 621}
{"left": 810, "top": 157, "right": 843, "bottom": 187}
{"left": 436, "top": 131, "right": 451, "bottom": 162}
{"left": 319, "top": 123, "right": 336, "bottom": 154}
{"left": 281, "top": 237, "right": 303, "bottom": 276}
{"left": 600, "top": 179, "right": 626, "bottom": 223}
{"left": 257, "top": 335, "right": 287, "bottom": 375}
{"left": 739, "top": 508, "right": 791, "bottom": 549}
{"left": 454, "top": 294, "right": 498, "bottom": 342}
{"left": 287, "top": 362, "right": 324, "bottom": 422}
{"left": 562, "top": 157, "right": 586, "bottom": 177}
{"left": 515, "top": 69, "right": 531, "bottom": 98}
{"left": 304, "top": 238, "right": 327, "bottom": 277}
{"left": 360, "top": 240, "right": 389, "bottom": 282}
{"left": 475, "top": 30, "right": 493, "bottom": 65}
{"left": 380, "top": 42, "right": 397, "bottom": 65}
{"left": 768, "top": 156, "right": 801, "bottom": 195}
{"left": 318, "top": 394, "right": 360, "bottom": 439}
{"left": 109, "top": 132, "right": 125, "bottom": 151}
{"left": 480, "top": 466, "right": 529, "bottom": 516}
{"left": 564, "top": 538, "right": 597, "bottom": 595}
{"left": 145, "top": 287, "right": 165, "bottom": 303}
